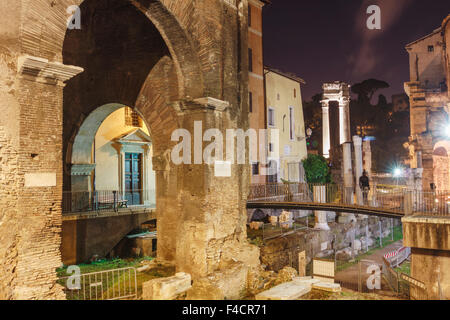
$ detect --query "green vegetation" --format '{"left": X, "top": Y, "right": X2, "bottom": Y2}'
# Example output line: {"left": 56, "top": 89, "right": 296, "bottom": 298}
{"left": 56, "top": 257, "right": 178, "bottom": 300}
{"left": 56, "top": 256, "right": 154, "bottom": 277}
{"left": 395, "top": 261, "right": 411, "bottom": 276}
{"left": 302, "top": 154, "right": 331, "bottom": 184}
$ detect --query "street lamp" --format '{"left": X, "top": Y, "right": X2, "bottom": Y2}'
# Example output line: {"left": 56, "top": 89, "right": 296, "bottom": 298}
{"left": 444, "top": 124, "right": 450, "bottom": 137}
{"left": 393, "top": 168, "right": 402, "bottom": 178}
{"left": 393, "top": 167, "right": 402, "bottom": 186}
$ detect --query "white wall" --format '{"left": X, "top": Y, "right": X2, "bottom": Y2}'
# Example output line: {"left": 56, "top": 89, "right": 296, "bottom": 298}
{"left": 94, "top": 108, "right": 156, "bottom": 206}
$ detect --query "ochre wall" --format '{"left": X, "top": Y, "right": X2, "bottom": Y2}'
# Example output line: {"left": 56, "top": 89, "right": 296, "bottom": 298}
{"left": 265, "top": 70, "right": 308, "bottom": 182}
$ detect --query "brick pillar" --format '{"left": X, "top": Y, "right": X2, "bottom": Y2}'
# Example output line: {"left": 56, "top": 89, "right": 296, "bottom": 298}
{"left": 8, "top": 56, "right": 83, "bottom": 299}
{"left": 155, "top": 98, "right": 259, "bottom": 279}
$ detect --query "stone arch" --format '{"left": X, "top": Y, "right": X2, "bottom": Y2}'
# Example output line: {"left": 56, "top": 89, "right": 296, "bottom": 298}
{"left": 62, "top": 0, "right": 185, "bottom": 190}
{"left": 20, "top": 0, "right": 204, "bottom": 100}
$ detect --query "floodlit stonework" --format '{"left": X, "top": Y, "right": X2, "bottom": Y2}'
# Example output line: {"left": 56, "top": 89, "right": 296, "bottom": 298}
{"left": 404, "top": 15, "right": 450, "bottom": 191}
{"left": 0, "top": 0, "right": 260, "bottom": 300}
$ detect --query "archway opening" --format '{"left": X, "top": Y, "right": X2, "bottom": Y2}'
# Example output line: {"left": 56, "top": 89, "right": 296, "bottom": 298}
{"left": 62, "top": 0, "right": 174, "bottom": 192}
{"left": 433, "top": 143, "right": 450, "bottom": 191}
{"left": 63, "top": 104, "right": 156, "bottom": 213}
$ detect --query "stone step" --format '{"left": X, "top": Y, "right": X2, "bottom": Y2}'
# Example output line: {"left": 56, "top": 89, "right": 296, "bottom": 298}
{"left": 292, "top": 276, "right": 321, "bottom": 287}
{"left": 312, "top": 282, "right": 341, "bottom": 293}
{"left": 255, "top": 281, "right": 311, "bottom": 300}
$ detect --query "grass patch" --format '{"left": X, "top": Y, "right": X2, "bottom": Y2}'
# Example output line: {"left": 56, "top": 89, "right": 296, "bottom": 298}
{"left": 395, "top": 261, "right": 410, "bottom": 275}
{"left": 56, "top": 257, "right": 178, "bottom": 300}
{"left": 56, "top": 256, "right": 154, "bottom": 277}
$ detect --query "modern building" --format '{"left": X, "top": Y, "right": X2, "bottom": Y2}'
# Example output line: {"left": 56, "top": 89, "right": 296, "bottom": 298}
{"left": 404, "top": 15, "right": 450, "bottom": 191}
{"left": 248, "top": 0, "right": 269, "bottom": 184}
{"left": 264, "top": 66, "right": 308, "bottom": 183}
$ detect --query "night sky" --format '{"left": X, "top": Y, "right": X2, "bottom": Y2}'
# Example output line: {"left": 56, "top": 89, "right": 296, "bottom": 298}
{"left": 263, "top": 0, "right": 450, "bottom": 102}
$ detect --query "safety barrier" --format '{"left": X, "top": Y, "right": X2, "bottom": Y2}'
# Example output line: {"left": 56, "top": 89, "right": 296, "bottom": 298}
{"left": 58, "top": 267, "right": 137, "bottom": 300}
{"left": 383, "top": 247, "right": 411, "bottom": 268}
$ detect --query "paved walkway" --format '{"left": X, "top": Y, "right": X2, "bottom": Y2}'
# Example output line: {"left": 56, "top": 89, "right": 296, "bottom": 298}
{"left": 335, "top": 240, "right": 403, "bottom": 296}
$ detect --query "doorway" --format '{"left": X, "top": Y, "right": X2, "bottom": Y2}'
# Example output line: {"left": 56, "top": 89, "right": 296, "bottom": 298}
{"left": 125, "top": 153, "right": 142, "bottom": 205}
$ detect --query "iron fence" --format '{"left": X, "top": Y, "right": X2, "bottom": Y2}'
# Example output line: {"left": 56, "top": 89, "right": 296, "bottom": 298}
{"left": 248, "top": 183, "right": 450, "bottom": 217}
{"left": 58, "top": 267, "right": 137, "bottom": 300}
{"left": 261, "top": 219, "right": 309, "bottom": 241}
{"left": 62, "top": 189, "right": 155, "bottom": 215}
{"left": 381, "top": 258, "right": 428, "bottom": 300}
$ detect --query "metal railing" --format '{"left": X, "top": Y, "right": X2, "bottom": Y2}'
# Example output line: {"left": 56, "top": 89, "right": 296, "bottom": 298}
{"left": 58, "top": 267, "right": 137, "bottom": 300}
{"left": 248, "top": 183, "right": 450, "bottom": 217}
{"left": 382, "top": 258, "right": 428, "bottom": 300}
{"left": 62, "top": 189, "right": 155, "bottom": 215}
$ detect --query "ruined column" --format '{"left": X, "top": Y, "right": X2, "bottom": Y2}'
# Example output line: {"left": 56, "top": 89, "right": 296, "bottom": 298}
{"left": 339, "top": 105, "right": 345, "bottom": 144}
{"left": 339, "top": 142, "right": 356, "bottom": 223}
{"left": 313, "top": 185, "right": 330, "bottom": 230}
{"left": 339, "top": 99, "right": 351, "bottom": 144}
{"left": 171, "top": 98, "right": 260, "bottom": 286}
{"left": 353, "top": 136, "right": 364, "bottom": 205}
{"left": 322, "top": 102, "right": 330, "bottom": 158}
{"left": 363, "top": 139, "right": 372, "bottom": 177}
{"left": 343, "top": 142, "right": 353, "bottom": 203}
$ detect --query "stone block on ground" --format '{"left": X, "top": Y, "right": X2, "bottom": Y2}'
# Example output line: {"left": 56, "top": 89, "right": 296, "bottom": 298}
{"left": 353, "top": 239, "right": 362, "bottom": 252}
{"left": 185, "top": 278, "right": 225, "bottom": 300}
{"left": 250, "top": 221, "right": 263, "bottom": 230}
{"left": 336, "top": 247, "right": 352, "bottom": 261}
{"left": 292, "top": 276, "right": 321, "bottom": 287}
{"left": 255, "top": 281, "right": 310, "bottom": 300}
{"left": 275, "top": 266, "right": 298, "bottom": 284}
{"left": 186, "top": 261, "right": 248, "bottom": 300}
{"left": 269, "top": 216, "right": 278, "bottom": 226}
{"left": 142, "top": 272, "right": 191, "bottom": 300}
{"left": 312, "top": 282, "right": 341, "bottom": 293}
{"left": 338, "top": 216, "right": 351, "bottom": 224}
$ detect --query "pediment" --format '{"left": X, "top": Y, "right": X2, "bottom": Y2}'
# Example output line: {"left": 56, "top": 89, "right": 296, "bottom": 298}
{"left": 115, "top": 129, "right": 152, "bottom": 145}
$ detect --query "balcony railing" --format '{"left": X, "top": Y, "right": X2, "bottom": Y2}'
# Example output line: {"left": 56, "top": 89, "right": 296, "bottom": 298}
{"left": 62, "top": 190, "right": 155, "bottom": 215}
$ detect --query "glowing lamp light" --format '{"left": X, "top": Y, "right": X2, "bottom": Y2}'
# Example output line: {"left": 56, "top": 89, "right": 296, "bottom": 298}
{"left": 393, "top": 168, "right": 402, "bottom": 178}
{"left": 445, "top": 125, "right": 450, "bottom": 137}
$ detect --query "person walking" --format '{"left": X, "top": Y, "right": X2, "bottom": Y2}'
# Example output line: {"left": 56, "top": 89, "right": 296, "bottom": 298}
{"left": 359, "top": 170, "right": 370, "bottom": 205}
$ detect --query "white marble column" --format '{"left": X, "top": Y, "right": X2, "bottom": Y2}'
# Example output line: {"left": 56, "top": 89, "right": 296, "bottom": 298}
{"left": 314, "top": 185, "right": 330, "bottom": 230}
{"left": 322, "top": 102, "right": 330, "bottom": 158}
{"left": 353, "top": 136, "right": 364, "bottom": 205}
{"left": 343, "top": 101, "right": 351, "bottom": 143}
{"left": 339, "top": 105, "right": 345, "bottom": 144}
{"left": 343, "top": 142, "right": 353, "bottom": 203}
